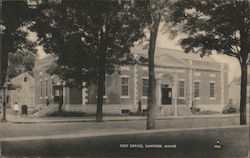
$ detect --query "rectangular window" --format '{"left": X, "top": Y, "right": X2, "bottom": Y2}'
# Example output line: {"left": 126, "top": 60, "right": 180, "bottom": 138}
{"left": 121, "top": 78, "right": 129, "bottom": 96}
{"left": 45, "top": 79, "right": 48, "bottom": 97}
{"left": 142, "top": 79, "right": 148, "bottom": 97}
{"left": 40, "top": 80, "right": 43, "bottom": 97}
{"left": 178, "top": 80, "right": 185, "bottom": 98}
{"left": 51, "top": 78, "right": 54, "bottom": 97}
{"left": 103, "top": 84, "right": 106, "bottom": 96}
{"left": 210, "top": 82, "right": 215, "bottom": 98}
{"left": 194, "top": 82, "right": 200, "bottom": 98}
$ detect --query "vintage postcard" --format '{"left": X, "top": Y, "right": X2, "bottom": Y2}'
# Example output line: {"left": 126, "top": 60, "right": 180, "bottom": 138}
{"left": 0, "top": 0, "right": 249, "bottom": 157}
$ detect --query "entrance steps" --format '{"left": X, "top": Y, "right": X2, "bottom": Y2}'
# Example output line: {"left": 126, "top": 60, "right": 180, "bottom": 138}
{"left": 32, "top": 104, "right": 59, "bottom": 117}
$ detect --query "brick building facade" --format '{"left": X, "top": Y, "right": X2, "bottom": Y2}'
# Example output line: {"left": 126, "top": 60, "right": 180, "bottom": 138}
{"left": 34, "top": 55, "right": 84, "bottom": 111}
{"left": 34, "top": 47, "right": 228, "bottom": 115}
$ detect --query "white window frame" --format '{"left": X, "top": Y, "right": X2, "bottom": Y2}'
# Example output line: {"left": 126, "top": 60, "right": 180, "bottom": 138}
{"left": 45, "top": 78, "right": 48, "bottom": 98}
{"left": 178, "top": 79, "right": 186, "bottom": 99}
{"left": 120, "top": 75, "right": 130, "bottom": 98}
{"left": 39, "top": 79, "right": 43, "bottom": 99}
{"left": 141, "top": 77, "right": 149, "bottom": 99}
{"left": 51, "top": 76, "right": 54, "bottom": 98}
{"left": 194, "top": 80, "right": 200, "bottom": 100}
{"left": 209, "top": 81, "right": 216, "bottom": 99}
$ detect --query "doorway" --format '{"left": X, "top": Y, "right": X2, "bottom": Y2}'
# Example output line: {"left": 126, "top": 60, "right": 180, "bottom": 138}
{"left": 53, "top": 85, "right": 63, "bottom": 104}
{"left": 161, "top": 84, "right": 172, "bottom": 105}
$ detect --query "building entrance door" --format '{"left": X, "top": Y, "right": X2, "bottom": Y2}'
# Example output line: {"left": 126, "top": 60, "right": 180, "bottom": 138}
{"left": 161, "top": 84, "right": 172, "bottom": 105}
{"left": 53, "top": 85, "right": 63, "bottom": 104}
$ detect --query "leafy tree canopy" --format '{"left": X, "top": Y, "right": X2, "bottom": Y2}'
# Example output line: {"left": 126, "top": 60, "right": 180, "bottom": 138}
{"left": 1, "top": 1, "right": 37, "bottom": 87}
{"left": 8, "top": 51, "right": 35, "bottom": 79}
{"left": 31, "top": 0, "right": 149, "bottom": 88}
{"left": 167, "top": 0, "right": 250, "bottom": 125}
{"left": 167, "top": 0, "right": 250, "bottom": 63}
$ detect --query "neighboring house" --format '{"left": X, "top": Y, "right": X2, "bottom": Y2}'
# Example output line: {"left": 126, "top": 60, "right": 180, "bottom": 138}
{"left": 34, "top": 47, "right": 228, "bottom": 115}
{"left": 228, "top": 63, "right": 250, "bottom": 107}
{"left": 8, "top": 72, "right": 35, "bottom": 108}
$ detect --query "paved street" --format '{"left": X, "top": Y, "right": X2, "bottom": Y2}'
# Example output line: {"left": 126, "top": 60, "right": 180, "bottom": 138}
{"left": 0, "top": 114, "right": 241, "bottom": 137}
{"left": 0, "top": 114, "right": 249, "bottom": 157}
{"left": 1, "top": 126, "right": 248, "bottom": 158}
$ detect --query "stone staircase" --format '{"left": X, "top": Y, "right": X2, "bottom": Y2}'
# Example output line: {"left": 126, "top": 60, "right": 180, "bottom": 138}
{"left": 32, "top": 104, "right": 59, "bottom": 117}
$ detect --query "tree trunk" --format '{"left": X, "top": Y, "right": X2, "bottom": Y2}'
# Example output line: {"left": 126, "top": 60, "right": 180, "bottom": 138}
{"left": 240, "top": 62, "right": 248, "bottom": 125}
{"left": 146, "top": 12, "right": 161, "bottom": 130}
{"left": 96, "top": 51, "right": 106, "bottom": 122}
{"left": 1, "top": 87, "right": 7, "bottom": 122}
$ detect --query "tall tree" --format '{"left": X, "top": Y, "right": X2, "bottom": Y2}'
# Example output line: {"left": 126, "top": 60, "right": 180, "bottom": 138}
{"left": 1, "top": 0, "right": 37, "bottom": 122}
{"left": 168, "top": 0, "right": 250, "bottom": 125}
{"left": 1, "top": 0, "right": 36, "bottom": 88}
{"left": 31, "top": 0, "right": 146, "bottom": 121}
{"left": 145, "top": 0, "right": 169, "bottom": 130}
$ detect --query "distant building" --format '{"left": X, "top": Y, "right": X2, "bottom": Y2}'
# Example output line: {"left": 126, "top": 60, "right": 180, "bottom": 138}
{"left": 8, "top": 72, "right": 35, "bottom": 108}
{"left": 33, "top": 47, "right": 229, "bottom": 115}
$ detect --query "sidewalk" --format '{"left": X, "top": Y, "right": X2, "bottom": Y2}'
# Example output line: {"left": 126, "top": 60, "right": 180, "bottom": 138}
{"left": 4, "top": 112, "right": 240, "bottom": 124}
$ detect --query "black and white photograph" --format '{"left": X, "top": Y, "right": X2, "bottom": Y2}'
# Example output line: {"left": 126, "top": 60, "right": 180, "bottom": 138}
{"left": 0, "top": 0, "right": 249, "bottom": 157}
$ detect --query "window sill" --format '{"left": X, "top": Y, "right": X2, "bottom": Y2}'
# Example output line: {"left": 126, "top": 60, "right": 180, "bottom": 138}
{"left": 194, "top": 97, "right": 200, "bottom": 100}
{"left": 39, "top": 97, "right": 43, "bottom": 99}
{"left": 95, "top": 96, "right": 108, "bottom": 99}
{"left": 141, "top": 96, "right": 148, "bottom": 99}
{"left": 209, "top": 97, "right": 216, "bottom": 100}
{"left": 178, "top": 97, "right": 186, "bottom": 99}
{"left": 120, "top": 96, "right": 130, "bottom": 99}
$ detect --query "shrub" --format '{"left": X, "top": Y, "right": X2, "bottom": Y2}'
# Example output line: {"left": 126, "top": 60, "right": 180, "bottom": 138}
{"left": 47, "top": 111, "right": 86, "bottom": 117}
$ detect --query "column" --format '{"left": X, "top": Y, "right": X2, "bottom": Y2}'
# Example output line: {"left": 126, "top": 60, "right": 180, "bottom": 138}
{"left": 133, "top": 64, "right": 138, "bottom": 111}
{"left": 63, "top": 81, "right": 66, "bottom": 105}
{"left": 82, "top": 82, "right": 87, "bottom": 105}
{"left": 157, "top": 79, "right": 161, "bottom": 106}
{"left": 174, "top": 67, "right": 178, "bottom": 116}
{"left": 189, "top": 60, "right": 193, "bottom": 107}
{"left": 220, "top": 64, "right": 224, "bottom": 105}
{"left": 189, "top": 68, "right": 193, "bottom": 106}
